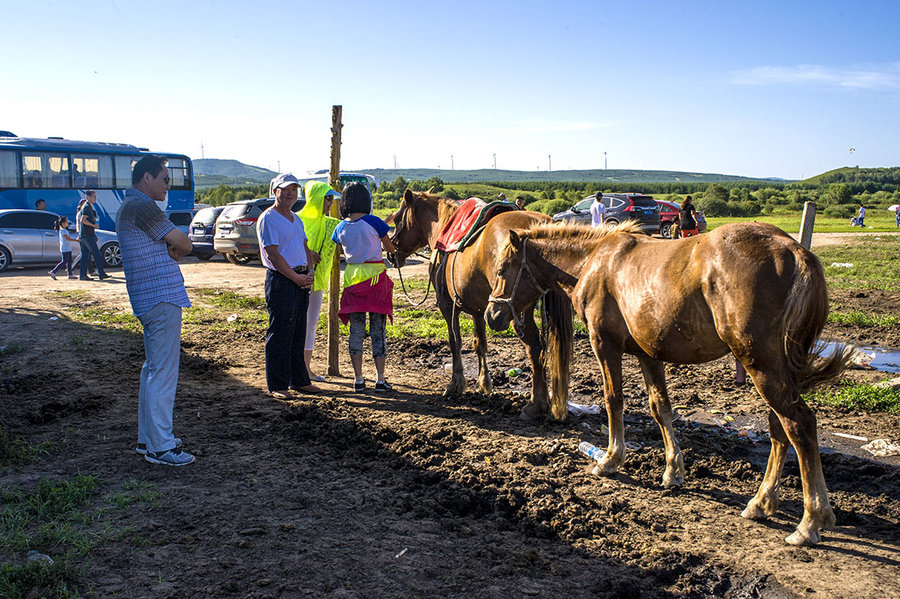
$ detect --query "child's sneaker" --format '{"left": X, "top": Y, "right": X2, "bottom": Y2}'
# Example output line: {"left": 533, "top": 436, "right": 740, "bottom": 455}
{"left": 145, "top": 448, "right": 194, "bottom": 466}
{"left": 48, "top": 271, "right": 57, "bottom": 280}
{"left": 354, "top": 380, "right": 366, "bottom": 392}
{"left": 374, "top": 381, "right": 393, "bottom": 392}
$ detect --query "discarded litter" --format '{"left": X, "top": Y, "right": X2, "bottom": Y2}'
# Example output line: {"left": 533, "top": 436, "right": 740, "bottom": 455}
{"left": 26, "top": 550, "right": 53, "bottom": 565}
{"left": 48, "top": 316, "right": 59, "bottom": 321}
{"left": 624, "top": 441, "right": 643, "bottom": 451}
{"left": 394, "top": 547, "right": 409, "bottom": 559}
{"left": 578, "top": 441, "right": 604, "bottom": 462}
{"left": 830, "top": 262, "right": 853, "bottom": 268}
{"left": 860, "top": 439, "right": 900, "bottom": 457}
{"left": 831, "top": 432, "right": 869, "bottom": 442}
{"left": 226, "top": 313, "right": 238, "bottom": 322}
{"left": 443, "top": 362, "right": 453, "bottom": 374}
{"left": 848, "top": 346, "right": 875, "bottom": 369}
{"left": 507, "top": 368, "right": 522, "bottom": 378}
{"left": 567, "top": 401, "right": 602, "bottom": 415}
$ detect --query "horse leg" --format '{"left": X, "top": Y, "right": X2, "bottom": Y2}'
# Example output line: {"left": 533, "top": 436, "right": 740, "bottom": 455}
{"left": 741, "top": 408, "right": 788, "bottom": 519}
{"left": 439, "top": 300, "right": 467, "bottom": 397}
{"left": 472, "top": 316, "right": 493, "bottom": 395}
{"left": 637, "top": 356, "right": 684, "bottom": 487}
{"left": 518, "top": 311, "right": 550, "bottom": 422}
{"left": 746, "top": 371, "right": 835, "bottom": 546}
{"left": 590, "top": 338, "right": 626, "bottom": 476}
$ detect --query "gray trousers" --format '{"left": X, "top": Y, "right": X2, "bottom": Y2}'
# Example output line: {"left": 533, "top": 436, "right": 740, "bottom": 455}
{"left": 348, "top": 312, "right": 387, "bottom": 358}
{"left": 137, "top": 302, "right": 182, "bottom": 453}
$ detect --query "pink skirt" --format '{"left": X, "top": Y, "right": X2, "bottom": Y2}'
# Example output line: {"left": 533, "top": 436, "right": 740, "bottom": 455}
{"left": 338, "top": 271, "right": 394, "bottom": 325}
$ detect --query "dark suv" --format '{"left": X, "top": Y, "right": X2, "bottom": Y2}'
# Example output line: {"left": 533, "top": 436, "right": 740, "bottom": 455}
{"left": 189, "top": 205, "right": 225, "bottom": 260}
{"left": 553, "top": 193, "right": 660, "bottom": 234}
{"left": 213, "top": 197, "right": 304, "bottom": 265}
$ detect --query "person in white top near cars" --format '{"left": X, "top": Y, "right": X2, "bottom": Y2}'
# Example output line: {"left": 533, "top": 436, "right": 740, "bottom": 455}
{"left": 590, "top": 192, "right": 607, "bottom": 227}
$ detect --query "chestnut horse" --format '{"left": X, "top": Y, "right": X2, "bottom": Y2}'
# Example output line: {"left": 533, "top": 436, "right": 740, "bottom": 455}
{"left": 389, "top": 189, "right": 572, "bottom": 420}
{"left": 484, "top": 220, "right": 848, "bottom": 546}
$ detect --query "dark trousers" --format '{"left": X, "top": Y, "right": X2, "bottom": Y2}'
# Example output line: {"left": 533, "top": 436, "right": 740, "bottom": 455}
{"left": 79, "top": 236, "right": 106, "bottom": 279}
{"left": 50, "top": 251, "right": 73, "bottom": 275}
{"left": 264, "top": 269, "right": 311, "bottom": 391}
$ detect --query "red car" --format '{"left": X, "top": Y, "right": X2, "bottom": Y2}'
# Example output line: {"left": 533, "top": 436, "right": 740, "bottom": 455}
{"left": 655, "top": 200, "right": 707, "bottom": 239}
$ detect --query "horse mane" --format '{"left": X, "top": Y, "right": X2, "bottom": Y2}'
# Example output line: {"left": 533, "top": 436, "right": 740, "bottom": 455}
{"left": 499, "top": 219, "right": 643, "bottom": 263}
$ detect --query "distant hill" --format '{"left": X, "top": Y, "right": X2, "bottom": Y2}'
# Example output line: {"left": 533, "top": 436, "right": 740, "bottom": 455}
{"left": 362, "top": 168, "right": 786, "bottom": 185}
{"left": 194, "top": 159, "right": 277, "bottom": 189}
{"left": 797, "top": 166, "right": 900, "bottom": 187}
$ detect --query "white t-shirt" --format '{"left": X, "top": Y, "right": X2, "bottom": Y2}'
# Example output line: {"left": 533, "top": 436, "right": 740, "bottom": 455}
{"left": 257, "top": 207, "right": 308, "bottom": 270}
{"left": 590, "top": 200, "right": 607, "bottom": 227}
{"left": 331, "top": 214, "right": 390, "bottom": 264}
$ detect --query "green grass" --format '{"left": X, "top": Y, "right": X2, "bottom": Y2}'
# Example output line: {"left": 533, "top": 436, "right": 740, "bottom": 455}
{"left": 827, "top": 311, "right": 900, "bottom": 327}
{"left": 705, "top": 213, "right": 900, "bottom": 233}
{"left": 0, "top": 474, "right": 163, "bottom": 598}
{"left": 816, "top": 236, "right": 900, "bottom": 291}
{"left": 806, "top": 381, "right": 900, "bottom": 415}
{"left": 0, "top": 428, "right": 53, "bottom": 468}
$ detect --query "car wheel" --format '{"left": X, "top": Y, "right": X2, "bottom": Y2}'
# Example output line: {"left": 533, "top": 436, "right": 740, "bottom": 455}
{"left": 226, "top": 253, "right": 253, "bottom": 265}
{"left": 195, "top": 252, "right": 215, "bottom": 261}
{"left": 0, "top": 246, "right": 10, "bottom": 273}
{"left": 101, "top": 242, "right": 122, "bottom": 268}
{"left": 605, "top": 218, "right": 619, "bottom": 226}
{"left": 661, "top": 223, "right": 674, "bottom": 239}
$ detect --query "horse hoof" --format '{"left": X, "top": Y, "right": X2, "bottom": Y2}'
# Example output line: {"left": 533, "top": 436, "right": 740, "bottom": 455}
{"left": 591, "top": 458, "right": 619, "bottom": 477}
{"left": 662, "top": 473, "right": 684, "bottom": 488}
{"left": 785, "top": 529, "right": 820, "bottom": 547}
{"left": 519, "top": 402, "right": 543, "bottom": 422}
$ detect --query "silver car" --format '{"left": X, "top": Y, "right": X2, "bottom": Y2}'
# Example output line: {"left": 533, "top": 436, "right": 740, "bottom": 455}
{"left": 0, "top": 209, "right": 120, "bottom": 273}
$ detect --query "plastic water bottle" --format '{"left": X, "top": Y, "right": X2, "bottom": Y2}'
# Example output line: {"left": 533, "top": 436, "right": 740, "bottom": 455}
{"left": 578, "top": 441, "right": 604, "bottom": 462}
{"left": 507, "top": 368, "right": 522, "bottom": 378}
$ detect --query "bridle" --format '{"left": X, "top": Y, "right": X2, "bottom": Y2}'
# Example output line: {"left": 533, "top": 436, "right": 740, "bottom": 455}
{"left": 487, "top": 238, "right": 548, "bottom": 335}
{"left": 390, "top": 207, "right": 433, "bottom": 307}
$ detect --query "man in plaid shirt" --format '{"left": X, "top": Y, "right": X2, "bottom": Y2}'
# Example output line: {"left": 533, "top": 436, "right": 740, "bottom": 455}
{"left": 117, "top": 155, "right": 195, "bottom": 466}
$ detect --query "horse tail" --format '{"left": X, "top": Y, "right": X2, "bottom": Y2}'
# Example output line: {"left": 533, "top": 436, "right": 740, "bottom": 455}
{"left": 782, "top": 248, "right": 850, "bottom": 393}
{"left": 542, "top": 288, "right": 574, "bottom": 421}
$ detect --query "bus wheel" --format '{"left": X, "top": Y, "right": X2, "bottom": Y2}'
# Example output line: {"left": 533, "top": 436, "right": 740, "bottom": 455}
{"left": 226, "top": 254, "right": 253, "bottom": 266}
{"left": 0, "top": 246, "right": 10, "bottom": 272}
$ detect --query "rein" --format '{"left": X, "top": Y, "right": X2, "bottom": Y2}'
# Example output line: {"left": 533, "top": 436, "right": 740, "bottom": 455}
{"left": 393, "top": 250, "right": 433, "bottom": 307}
{"left": 487, "top": 238, "right": 548, "bottom": 336}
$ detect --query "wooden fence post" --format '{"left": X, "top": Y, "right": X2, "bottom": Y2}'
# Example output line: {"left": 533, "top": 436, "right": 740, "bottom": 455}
{"left": 799, "top": 201, "right": 816, "bottom": 250}
{"left": 327, "top": 105, "right": 343, "bottom": 376}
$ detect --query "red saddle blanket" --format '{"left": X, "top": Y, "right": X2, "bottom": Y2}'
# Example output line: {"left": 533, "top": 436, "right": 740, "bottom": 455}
{"left": 435, "top": 197, "right": 519, "bottom": 252}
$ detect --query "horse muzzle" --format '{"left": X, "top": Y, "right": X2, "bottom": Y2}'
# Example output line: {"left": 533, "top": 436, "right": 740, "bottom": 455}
{"left": 484, "top": 298, "right": 514, "bottom": 332}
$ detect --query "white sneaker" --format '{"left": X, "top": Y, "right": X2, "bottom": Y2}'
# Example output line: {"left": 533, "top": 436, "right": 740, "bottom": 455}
{"left": 145, "top": 448, "right": 194, "bottom": 466}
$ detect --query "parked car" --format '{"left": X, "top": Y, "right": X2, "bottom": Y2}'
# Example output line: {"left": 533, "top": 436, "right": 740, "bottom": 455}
{"left": 165, "top": 209, "right": 194, "bottom": 236}
{"left": 213, "top": 197, "right": 304, "bottom": 265}
{"left": 188, "top": 205, "right": 225, "bottom": 260}
{"left": 656, "top": 200, "right": 707, "bottom": 238}
{"left": 0, "top": 209, "right": 120, "bottom": 273}
{"left": 553, "top": 193, "right": 660, "bottom": 234}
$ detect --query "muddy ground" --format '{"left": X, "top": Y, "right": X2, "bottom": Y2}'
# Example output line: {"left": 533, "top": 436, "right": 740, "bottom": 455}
{"left": 1, "top": 237, "right": 899, "bottom": 598}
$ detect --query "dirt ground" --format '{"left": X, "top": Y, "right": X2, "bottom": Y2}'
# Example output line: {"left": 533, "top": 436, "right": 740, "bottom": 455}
{"left": 1, "top": 232, "right": 899, "bottom": 598}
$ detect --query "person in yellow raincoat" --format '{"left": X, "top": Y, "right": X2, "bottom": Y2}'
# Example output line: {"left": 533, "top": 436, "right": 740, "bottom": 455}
{"left": 298, "top": 181, "right": 341, "bottom": 381}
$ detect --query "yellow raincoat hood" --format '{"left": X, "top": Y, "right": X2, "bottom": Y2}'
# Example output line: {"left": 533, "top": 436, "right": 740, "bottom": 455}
{"left": 298, "top": 181, "right": 340, "bottom": 292}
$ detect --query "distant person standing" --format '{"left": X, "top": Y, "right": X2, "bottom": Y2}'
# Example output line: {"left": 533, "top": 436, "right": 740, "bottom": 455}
{"left": 497, "top": 193, "right": 507, "bottom": 202}
{"left": 895, "top": 205, "right": 899, "bottom": 228}
{"left": 590, "top": 192, "right": 606, "bottom": 227}
{"left": 258, "top": 173, "right": 321, "bottom": 399}
{"left": 48, "top": 216, "right": 78, "bottom": 279}
{"left": 78, "top": 191, "right": 109, "bottom": 280}
{"left": 35, "top": 198, "right": 46, "bottom": 211}
{"left": 679, "top": 196, "right": 699, "bottom": 238}
{"left": 856, "top": 204, "right": 866, "bottom": 227}
{"left": 117, "top": 155, "right": 195, "bottom": 466}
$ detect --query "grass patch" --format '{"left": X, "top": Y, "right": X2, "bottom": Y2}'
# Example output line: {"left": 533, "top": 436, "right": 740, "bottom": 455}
{"left": 806, "top": 381, "right": 900, "bottom": 415}
{"left": 0, "top": 474, "right": 163, "bottom": 598}
{"left": 817, "top": 236, "right": 900, "bottom": 291}
{"left": 0, "top": 427, "right": 53, "bottom": 468}
{"left": 706, "top": 214, "right": 900, "bottom": 233}
{"left": 828, "top": 311, "right": 900, "bottom": 327}
{"left": 194, "top": 288, "right": 266, "bottom": 311}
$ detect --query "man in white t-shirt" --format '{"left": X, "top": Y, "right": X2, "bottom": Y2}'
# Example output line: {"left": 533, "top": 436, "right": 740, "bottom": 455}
{"left": 257, "top": 173, "right": 320, "bottom": 398}
{"left": 590, "top": 192, "right": 607, "bottom": 227}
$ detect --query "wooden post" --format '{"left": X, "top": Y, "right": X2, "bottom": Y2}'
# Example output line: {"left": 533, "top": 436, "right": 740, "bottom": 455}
{"left": 327, "top": 106, "right": 343, "bottom": 376}
{"left": 799, "top": 201, "right": 816, "bottom": 250}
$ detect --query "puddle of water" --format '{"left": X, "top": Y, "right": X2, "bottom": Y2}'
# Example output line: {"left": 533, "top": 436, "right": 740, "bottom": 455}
{"left": 817, "top": 340, "right": 900, "bottom": 374}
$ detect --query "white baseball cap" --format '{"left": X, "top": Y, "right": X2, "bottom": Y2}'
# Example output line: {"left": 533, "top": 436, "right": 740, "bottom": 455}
{"left": 271, "top": 173, "right": 301, "bottom": 190}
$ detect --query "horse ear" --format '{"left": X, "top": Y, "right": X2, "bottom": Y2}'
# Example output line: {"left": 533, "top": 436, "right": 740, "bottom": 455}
{"left": 403, "top": 188, "right": 414, "bottom": 204}
{"left": 509, "top": 230, "right": 523, "bottom": 250}
{"left": 426, "top": 186, "right": 435, "bottom": 194}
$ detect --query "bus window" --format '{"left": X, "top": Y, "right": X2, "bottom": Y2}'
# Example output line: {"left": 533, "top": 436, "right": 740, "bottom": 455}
{"left": 72, "top": 154, "right": 114, "bottom": 189}
{"left": 115, "top": 155, "right": 140, "bottom": 188}
{"left": 166, "top": 157, "right": 191, "bottom": 190}
{"left": 22, "top": 153, "right": 69, "bottom": 188}
{"left": 0, "top": 150, "right": 17, "bottom": 188}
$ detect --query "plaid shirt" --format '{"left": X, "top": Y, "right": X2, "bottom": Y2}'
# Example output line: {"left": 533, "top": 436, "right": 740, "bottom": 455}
{"left": 117, "top": 188, "right": 191, "bottom": 316}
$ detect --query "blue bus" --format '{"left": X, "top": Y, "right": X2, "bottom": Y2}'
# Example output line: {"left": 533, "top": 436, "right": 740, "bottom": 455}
{"left": 0, "top": 132, "right": 194, "bottom": 230}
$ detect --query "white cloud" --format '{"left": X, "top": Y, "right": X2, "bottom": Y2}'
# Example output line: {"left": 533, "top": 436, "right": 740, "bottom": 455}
{"left": 731, "top": 63, "right": 900, "bottom": 90}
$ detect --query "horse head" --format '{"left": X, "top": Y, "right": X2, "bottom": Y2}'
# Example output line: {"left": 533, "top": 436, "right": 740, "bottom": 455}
{"left": 485, "top": 230, "right": 548, "bottom": 333}
{"left": 388, "top": 189, "right": 434, "bottom": 267}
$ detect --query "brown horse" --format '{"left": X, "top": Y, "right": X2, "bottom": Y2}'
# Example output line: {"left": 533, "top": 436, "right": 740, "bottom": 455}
{"left": 484, "top": 220, "right": 848, "bottom": 546}
{"left": 390, "top": 189, "right": 572, "bottom": 420}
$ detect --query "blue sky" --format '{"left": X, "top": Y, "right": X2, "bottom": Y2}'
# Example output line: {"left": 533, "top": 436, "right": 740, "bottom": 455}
{"left": 2, "top": 0, "right": 898, "bottom": 179}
